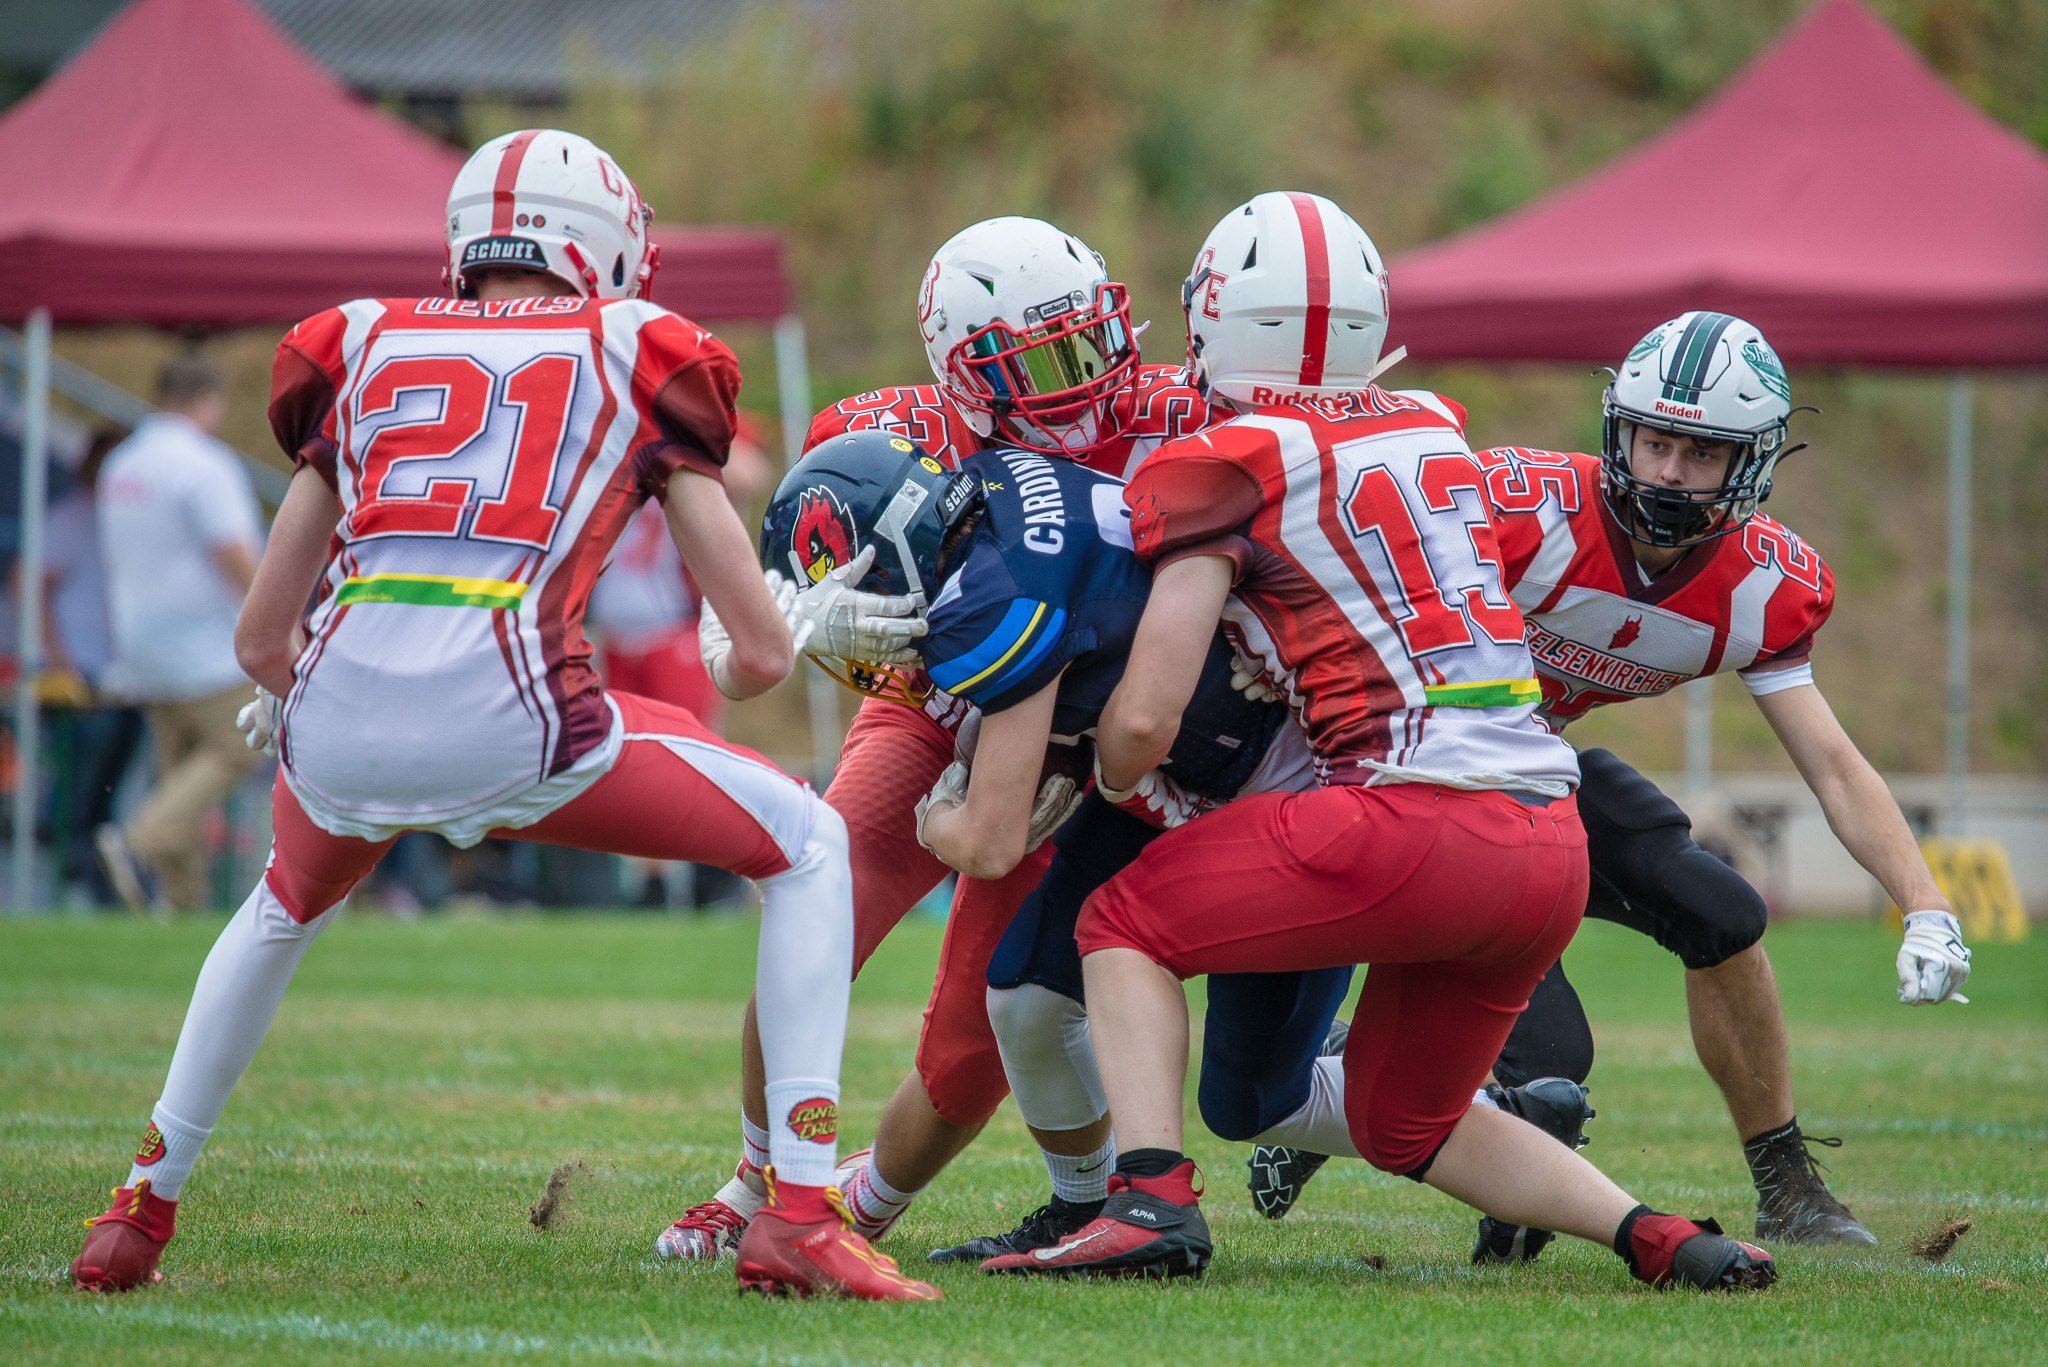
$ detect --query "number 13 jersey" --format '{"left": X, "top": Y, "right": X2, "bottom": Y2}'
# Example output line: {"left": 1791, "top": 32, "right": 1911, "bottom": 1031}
{"left": 267, "top": 294, "right": 741, "bottom": 844}
{"left": 1126, "top": 389, "right": 1579, "bottom": 795}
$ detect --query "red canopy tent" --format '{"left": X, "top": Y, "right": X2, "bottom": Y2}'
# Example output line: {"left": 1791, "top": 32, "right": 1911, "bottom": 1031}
{"left": 0, "top": 0, "right": 826, "bottom": 901}
{"left": 1384, "top": 0, "right": 2048, "bottom": 369}
{"left": 0, "top": 0, "right": 791, "bottom": 326}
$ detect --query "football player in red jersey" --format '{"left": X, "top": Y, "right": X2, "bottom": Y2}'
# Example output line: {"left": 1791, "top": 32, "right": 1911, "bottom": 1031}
{"left": 1248, "top": 313, "right": 1969, "bottom": 1257}
{"left": 659, "top": 217, "right": 1214, "bottom": 1260}
{"left": 993, "top": 194, "right": 1775, "bottom": 1291}
{"left": 68, "top": 131, "right": 936, "bottom": 1303}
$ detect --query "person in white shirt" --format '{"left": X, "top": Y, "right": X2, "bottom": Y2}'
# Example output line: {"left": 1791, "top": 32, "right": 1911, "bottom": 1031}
{"left": 94, "top": 356, "right": 264, "bottom": 910}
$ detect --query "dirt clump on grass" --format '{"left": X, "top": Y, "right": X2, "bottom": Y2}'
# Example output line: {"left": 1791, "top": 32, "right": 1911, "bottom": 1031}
{"left": 1907, "top": 1217, "right": 1973, "bottom": 1262}
{"left": 530, "top": 1159, "right": 589, "bottom": 1230}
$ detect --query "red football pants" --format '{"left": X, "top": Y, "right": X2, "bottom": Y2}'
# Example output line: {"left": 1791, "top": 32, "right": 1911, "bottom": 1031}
{"left": 1078, "top": 782, "right": 1588, "bottom": 1175}
{"left": 264, "top": 692, "right": 800, "bottom": 923}
{"left": 600, "top": 626, "right": 725, "bottom": 732}
{"left": 826, "top": 698, "right": 1051, "bottom": 1126}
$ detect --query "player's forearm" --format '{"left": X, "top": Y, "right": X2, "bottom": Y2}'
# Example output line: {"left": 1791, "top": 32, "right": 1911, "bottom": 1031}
{"left": 1758, "top": 685, "right": 1949, "bottom": 912}
{"left": 1810, "top": 763, "right": 1949, "bottom": 912}
{"left": 667, "top": 469, "right": 793, "bottom": 697}
{"left": 234, "top": 468, "right": 339, "bottom": 694}
{"left": 1098, "top": 555, "right": 1232, "bottom": 791}
{"left": 923, "top": 797, "right": 1027, "bottom": 881}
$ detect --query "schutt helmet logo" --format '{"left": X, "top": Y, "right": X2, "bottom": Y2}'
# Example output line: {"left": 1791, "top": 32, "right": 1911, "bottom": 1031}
{"left": 786, "top": 1098, "right": 838, "bottom": 1145}
{"left": 1608, "top": 615, "right": 1643, "bottom": 650}
{"left": 792, "top": 487, "right": 855, "bottom": 583}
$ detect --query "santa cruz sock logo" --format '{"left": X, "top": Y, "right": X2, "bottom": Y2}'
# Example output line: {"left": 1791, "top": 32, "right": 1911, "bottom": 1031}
{"left": 787, "top": 1098, "right": 839, "bottom": 1145}
{"left": 134, "top": 1123, "right": 166, "bottom": 1166}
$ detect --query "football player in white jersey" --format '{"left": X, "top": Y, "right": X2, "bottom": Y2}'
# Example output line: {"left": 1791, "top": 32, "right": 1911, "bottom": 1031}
{"left": 1246, "top": 314, "right": 1971, "bottom": 1257}
{"left": 68, "top": 130, "right": 936, "bottom": 1303}
{"left": 990, "top": 194, "right": 1776, "bottom": 1291}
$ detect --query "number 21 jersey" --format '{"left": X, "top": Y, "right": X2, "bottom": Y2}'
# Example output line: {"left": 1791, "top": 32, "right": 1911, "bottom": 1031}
{"left": 267, "top": 294, "right": 740, "bottom": 844}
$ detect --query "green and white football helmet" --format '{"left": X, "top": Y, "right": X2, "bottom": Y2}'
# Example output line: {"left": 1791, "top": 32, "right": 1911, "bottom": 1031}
{"left": 1601, "top": 312, "right": 1804, "bottom": 547}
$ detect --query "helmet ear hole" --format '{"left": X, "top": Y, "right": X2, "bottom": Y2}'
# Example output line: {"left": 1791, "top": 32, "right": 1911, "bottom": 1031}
{"left": 612, "top": 254, "right": 625, "bottom": 287}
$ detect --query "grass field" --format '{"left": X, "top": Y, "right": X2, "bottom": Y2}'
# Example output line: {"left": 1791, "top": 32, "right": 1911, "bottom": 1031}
{"left": 2, "top": 912, "right": 2043, "bottom": 1366}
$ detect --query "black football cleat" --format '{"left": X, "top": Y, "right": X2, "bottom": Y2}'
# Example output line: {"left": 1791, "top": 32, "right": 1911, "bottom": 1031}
{"left": 1619, "top": 1206, "right": 1778, "bottom": 1292}
{"left": 1746, "top": 1128, "right": 1876, "bottom": 1246}
{"left": 1471, "top": 1077, "right": 1596, "bottom": 1265}
{"left": 981, "top": 1162, "right": 1209, "bottom": 1280}
{"left": 927, "top": 1194, "right": 1103, "bottom": 1264}
{"left": 1246, "top": 1018, "right": 1348, "bottom": 1219}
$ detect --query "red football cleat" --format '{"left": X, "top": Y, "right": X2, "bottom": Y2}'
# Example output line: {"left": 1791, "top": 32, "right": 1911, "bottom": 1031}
{"left": 656, "top": 1159, "right": 765, "bottom": 1261}
{"left": 1621, "top": 1207, "right": 1778, "bottom": 1291}
{"left": 981, "top": 1160, "right": 1210, "bottom": 1280}
{"left": 734, "top": 1171, "right": 941, "bottom": 1301}
{"left": 71, "top": 1181, "right": 176, "bottom": 1292}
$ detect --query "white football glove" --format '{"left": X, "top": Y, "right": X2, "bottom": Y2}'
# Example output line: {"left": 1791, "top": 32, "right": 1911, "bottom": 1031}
{"left": 1897, "top": 910, "right": 1971, "bottom": 1005}
{"left": 699, "top": 570, "right": 816, "bottom": 700}
{"left": 1229, "top": 649, "right": 1276, "bottom": 703}
{"left": 1093, "top": 756, "right": 1214, "bottom": 831}
{"left": 914, "top": 760, "right": 973, "bottom": 853}
{"left": 235, "top": 686, "right": 282, "bottom": 758}
{"left": 791, "top": 545, "right": 926, "bottom": 664}
{"left": 1024, "top": 771, "right": 1085, "bottom": 852}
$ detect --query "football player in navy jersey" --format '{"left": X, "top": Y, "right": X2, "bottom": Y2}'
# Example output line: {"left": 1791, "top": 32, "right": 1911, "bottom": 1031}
{"left": 760, "top": 430, "right": 1345, "bottom": 1263}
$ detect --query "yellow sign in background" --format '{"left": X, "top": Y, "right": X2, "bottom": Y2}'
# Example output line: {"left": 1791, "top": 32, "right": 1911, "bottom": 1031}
{"left": 1886, "top": 838, "right": 2029, "bottom": 942}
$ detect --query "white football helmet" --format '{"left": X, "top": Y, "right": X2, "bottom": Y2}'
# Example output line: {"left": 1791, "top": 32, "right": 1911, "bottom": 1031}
{"left": 445, "top": 129, "right": 659, "bottom": 300}
{"left": 1181, "top": 191, "right": 1390, "bottom": 407}
{"left": 1602, "top": 312, "right": 1800, "bottom": 547}
{"left": 917, "top": 217, "right": 1138, "bottom": 457}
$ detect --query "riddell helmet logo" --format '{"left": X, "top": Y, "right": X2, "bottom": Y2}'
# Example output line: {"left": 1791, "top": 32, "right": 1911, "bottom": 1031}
{"left": 792, "top": 487, "right": 856, "bottom": 583}
{"left": 134, "top": 1123, "right": 166, "bottom": 1166}
{"left": 1652, "top": 398, "right": 1706, "bottom": 421}
{"left": 787, "top": 1098, "right": 838, "bottom": 1145}
{"left": 1608, "top": 615, "right": 1643, "bottom": 650}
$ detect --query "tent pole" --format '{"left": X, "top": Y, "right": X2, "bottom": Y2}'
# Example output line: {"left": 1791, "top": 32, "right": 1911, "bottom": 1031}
{"left": 12, "top": 308, "right": 50, "bottom": 913}
{"left": 1683, "top": 674, "right": 1713, "bottom": 800}
{"left": 772, "top": 313, "right": 840, "bottom": 784}
{"left": 1942, "top": 373, "right": 1972, "bottom": 838}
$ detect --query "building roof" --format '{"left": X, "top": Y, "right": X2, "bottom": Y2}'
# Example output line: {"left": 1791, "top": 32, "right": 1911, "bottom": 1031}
{"left": 0, "top": 0, "right": 743, "bottom": 102}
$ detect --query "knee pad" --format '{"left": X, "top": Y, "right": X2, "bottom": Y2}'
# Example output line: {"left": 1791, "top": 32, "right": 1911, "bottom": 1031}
{"left": 1578, "top": 749, "right": 1768, "bottom": 971}
{"left": 988, "top": 984, "right": 1106, "bottom": 1132}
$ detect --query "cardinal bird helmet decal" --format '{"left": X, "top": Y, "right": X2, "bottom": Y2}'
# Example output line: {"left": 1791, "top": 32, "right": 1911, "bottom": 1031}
{"left": 791, "top": 486, "right": 857, "bottom": 583}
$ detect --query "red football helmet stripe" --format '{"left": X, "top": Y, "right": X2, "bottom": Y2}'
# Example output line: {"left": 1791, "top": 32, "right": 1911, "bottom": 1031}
{"left": 1285, "top": 191, "right": 1330, "bottom": 387}
{"left": 492, "top": 130, "right": 541, "bottom": 233}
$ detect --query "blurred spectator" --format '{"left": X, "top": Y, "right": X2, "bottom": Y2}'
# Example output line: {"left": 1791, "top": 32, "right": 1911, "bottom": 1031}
{"left": 93, "top": 355, "right": 263, "bottom": 910}
{"left": 37, "top": 427, "right": 145, "bottom": 904}
{"left": 585, "top": 412, "right": 772, "bottom": 909}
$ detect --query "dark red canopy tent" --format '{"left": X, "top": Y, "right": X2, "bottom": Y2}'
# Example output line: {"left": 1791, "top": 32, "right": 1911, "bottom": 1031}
{"left": 0, "top": 0, "right": 791, "bottom": 326}
{"left": 1385, "top": 0, "right": 2048, "bottom": 369}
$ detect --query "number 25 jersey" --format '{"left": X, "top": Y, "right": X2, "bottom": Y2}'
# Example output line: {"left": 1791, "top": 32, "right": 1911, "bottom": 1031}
{"left": 267, "top": 295, "right": 740, "bottom": 844}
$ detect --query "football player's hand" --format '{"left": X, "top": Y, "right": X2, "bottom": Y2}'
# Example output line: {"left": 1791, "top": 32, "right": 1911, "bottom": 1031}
{"left": 791, "top": 546, "right": 925, "bottom": 664}
{"left": 1093, "top": 756, "right": 1214, "bottom": 831}
{"left": 1024, "top": 772, "right": 1085, "bottom": 852}
{"left": 1229, "top": 649, "right": 1276, "bottom": 703}
{"left": 236, "top": 686, "right": 282, "bottom": 758}
{"left": 761, "top": 568, "right": 817, "bottom": 656}
{"left": 1897, "top": 910, "right": 1971, "bottom": 1004}
{"left": 914, "top": 760, "right": 972, "bottom": 853}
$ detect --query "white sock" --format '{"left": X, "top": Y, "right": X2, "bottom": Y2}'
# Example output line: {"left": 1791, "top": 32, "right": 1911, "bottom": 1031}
{"left": 1254, "top": 1056, "right": 1362, "bottom": 1158}
{"left": 848, "top": 1152, "right": 920, "bottom": 1219}
{"left": 123, "top": 876, "right": 341, "bottom": 1199}
{"left": 1044, "top": 1136, "right": 1116, "bottom": 1205}
{"left": 741, "top": 1115, "right": 771, "bottom": 1175}
{"left": 125, "top": 1106, "right": 209, "bottom": 1200}
{"left": 751, "top": 802, "right": 853, "bottom": 1189}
